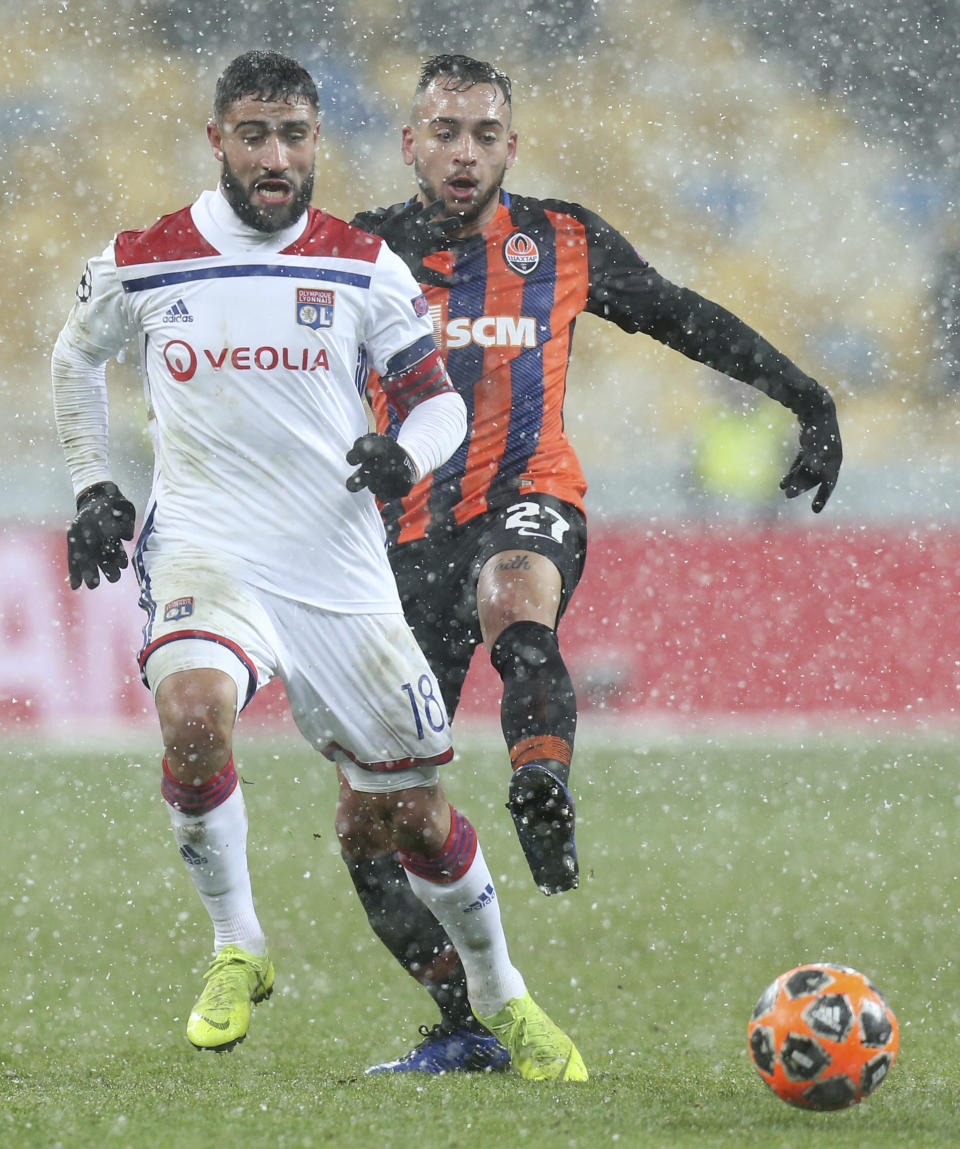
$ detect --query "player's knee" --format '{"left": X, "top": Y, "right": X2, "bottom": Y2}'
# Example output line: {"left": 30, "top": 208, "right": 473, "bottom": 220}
{"left": 490, "top": 619, "right": 565, "bottom": 682}
{"left": 349, "top": 785, "right": 450, "bottom": 857}
{"left": 335, "top": 783, "right": 391, "bottom": 857}
{"left": 155, "top": 669, "right": 236, "bottom": 776}
{"left": 161, "top": 717, "right": 232, "bottom": 778}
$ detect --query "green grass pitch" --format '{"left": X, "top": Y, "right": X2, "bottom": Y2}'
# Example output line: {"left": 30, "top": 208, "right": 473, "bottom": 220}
{"left": 2, "top": 729, "right": 958, "bottom": 1147}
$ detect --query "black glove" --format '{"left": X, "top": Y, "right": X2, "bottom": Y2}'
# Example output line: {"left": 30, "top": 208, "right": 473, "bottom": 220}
{"left": 346, "top": 434, "right": 418, "bottom": 500}
{"left": 780, "top": 401, "right": 843, "bottom": 513}
{"left": 66, "top": 481, "right": 136, "bottom": 590}
{"left": 355, "top": 199, "right": 459, "bottom": 288}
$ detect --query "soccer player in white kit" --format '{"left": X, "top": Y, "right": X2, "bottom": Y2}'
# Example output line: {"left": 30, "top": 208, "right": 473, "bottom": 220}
{"left": 51, "top": 50, "right": 587, "bottom": 1082}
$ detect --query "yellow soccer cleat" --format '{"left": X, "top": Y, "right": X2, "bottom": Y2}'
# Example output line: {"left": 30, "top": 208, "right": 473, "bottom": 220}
{"left": 475, "top": 992, "right": 588, "bottom": 1082}
{"left": 186, "top": 944, "right": 275, "bottom": 1052}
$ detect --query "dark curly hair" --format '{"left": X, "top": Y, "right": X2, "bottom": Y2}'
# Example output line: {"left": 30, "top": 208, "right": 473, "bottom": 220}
{"left": 416, "top": 54, "right": 512, "bottom": 110}
{"left": 213, "top": 50, "right": 319, "bottom": 124}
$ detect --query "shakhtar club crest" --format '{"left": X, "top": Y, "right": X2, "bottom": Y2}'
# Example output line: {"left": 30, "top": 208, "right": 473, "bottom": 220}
{"left": 503, "top": 232, "right": 539, "bottom": 276}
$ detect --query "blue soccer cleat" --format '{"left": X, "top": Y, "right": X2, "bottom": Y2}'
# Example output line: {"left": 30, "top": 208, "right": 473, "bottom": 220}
{"left": 507, "top": 762, "right": 579, "bottom": 895}
{"left": 365, "top": 1024, "right": 511, "bottom": 1075}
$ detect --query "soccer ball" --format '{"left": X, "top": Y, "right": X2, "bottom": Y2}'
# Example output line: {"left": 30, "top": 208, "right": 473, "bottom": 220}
{"left": 747, "top": 963, "right": 899, "bottom": 1110}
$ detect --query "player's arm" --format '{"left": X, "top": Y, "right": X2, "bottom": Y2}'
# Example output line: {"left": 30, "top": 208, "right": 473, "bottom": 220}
{"left": 567, "top": 202, "right": 842, "bottom": 513}
{"left": 346, "top": 244, "right": 466, "bottom": 501}
{"left": 51, "top": 246, "right": 137, "bottom": 588}
{"left": 631, "top": 273, "right": 841, "bottom": 513}
{"left": 346, "top": 334, "right": 466, "bottom": 500}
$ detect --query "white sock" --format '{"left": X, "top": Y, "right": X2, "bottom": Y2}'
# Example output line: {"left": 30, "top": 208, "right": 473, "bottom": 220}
{"left": 167, "top": 785, "right": 266, "bottom": 956}
{"left": 404, "top": 843, "right": 526, "bottom": 1017}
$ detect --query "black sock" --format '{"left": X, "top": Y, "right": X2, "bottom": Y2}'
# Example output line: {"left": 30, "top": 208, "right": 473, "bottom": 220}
{"left": 489, "top": 620, "right": 577, "bottom": 784}
{"left": 342, "top": 853, "right": 479, "bottom": 1031}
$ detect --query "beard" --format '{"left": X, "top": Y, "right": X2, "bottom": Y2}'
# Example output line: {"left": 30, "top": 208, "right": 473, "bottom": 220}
{"left": 414, "top": 160, "right": 505, "bottom": 230}
{"left": 220, "top": 157, "right": 315, "bottom": 233}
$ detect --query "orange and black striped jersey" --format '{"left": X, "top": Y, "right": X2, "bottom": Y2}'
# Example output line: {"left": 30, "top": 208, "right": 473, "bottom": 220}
{"left": 356, "top": 191, "right": 833, "bottom": 545}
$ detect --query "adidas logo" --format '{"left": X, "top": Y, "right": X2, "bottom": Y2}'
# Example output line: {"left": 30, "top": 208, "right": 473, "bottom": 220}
{"left": 179, "top": 843, "right": 208, "bottom": 866}
{"left": 163, "top": 298, "right": 194, "bottom": 323}
{"left": 464, "top": 883, "right": 496, "bottom": 913}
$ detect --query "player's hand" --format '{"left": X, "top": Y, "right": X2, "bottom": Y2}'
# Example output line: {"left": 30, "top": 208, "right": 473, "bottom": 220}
{"left": 780, "top": 401, "right": 842, "bottom": 513}
{"left": 66, "top": 481, "right": 136, "bottom": 590}
{"left": 359, "top": 199, "right": 458, "bottom": 288}
{"left": 346, "top": 434, "right": 418, "bottom": 500}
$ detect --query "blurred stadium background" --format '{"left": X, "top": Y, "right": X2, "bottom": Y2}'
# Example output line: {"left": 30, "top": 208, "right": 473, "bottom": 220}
{"left": 1, "top": 0, "right": 958, "bottom": 733}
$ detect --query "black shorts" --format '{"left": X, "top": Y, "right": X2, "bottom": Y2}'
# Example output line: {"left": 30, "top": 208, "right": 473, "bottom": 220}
{"left": 389, "top": 494, "right": 587, "bottom": 717}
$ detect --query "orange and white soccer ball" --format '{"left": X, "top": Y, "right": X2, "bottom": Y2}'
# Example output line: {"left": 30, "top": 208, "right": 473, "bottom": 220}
{"left": 747, "top": 963, "right": 899, "bottom": 1110}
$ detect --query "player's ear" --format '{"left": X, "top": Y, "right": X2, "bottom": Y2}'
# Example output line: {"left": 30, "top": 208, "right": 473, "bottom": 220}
{"left": 505, "top": 129, "right": 518, "bottom": 170}
{"left": 207, "top": 120, "right": 225, "bottom": 162}
{"left": 400, "top": 125, "right": 416, "bottom": 167}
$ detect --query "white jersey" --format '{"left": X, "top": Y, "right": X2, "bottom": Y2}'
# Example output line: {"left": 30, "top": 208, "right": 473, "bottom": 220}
{"left": 54, "top": 189, "right": 448, "bottom": 610}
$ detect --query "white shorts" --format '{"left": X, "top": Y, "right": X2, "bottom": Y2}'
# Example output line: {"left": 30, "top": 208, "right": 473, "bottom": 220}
{"left": 137, "top": 552, "right": 451, "bottom": 793}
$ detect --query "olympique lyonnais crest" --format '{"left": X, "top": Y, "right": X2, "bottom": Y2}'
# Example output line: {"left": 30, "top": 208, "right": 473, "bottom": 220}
{"left": 503, "top": 232, "right": 540, "bottom": 276}
{"left": 296, "top": 287, "right": 335, "bottom": 329}
{"left": 164, "top": 596, "right": 194, "bottom": 622}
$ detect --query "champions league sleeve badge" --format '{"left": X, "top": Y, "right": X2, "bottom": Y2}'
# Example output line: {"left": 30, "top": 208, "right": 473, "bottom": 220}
{"left": 296, "top": 287, "right": 335, "bottom": 329}
{"left": 77, "top": 264, "right": 93, "bottom": 302}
